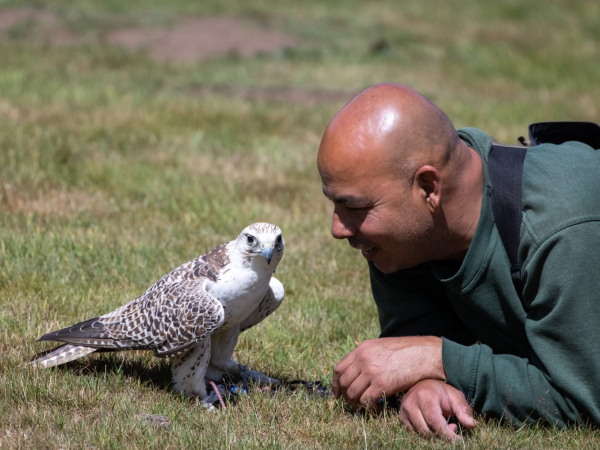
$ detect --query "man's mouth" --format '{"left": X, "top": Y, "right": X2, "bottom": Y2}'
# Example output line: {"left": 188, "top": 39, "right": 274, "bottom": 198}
{"left": 360, "top": 247, "right": 377, "bottom": 259}
{"left": 349, "top": 241, "right": 378, "bottom": 260}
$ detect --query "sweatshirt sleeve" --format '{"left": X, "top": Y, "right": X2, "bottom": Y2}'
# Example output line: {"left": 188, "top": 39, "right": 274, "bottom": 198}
{"left": 369, "top": 262, "right": 475, "bottom": 345}
{"left": 443, "top": 221, "right": 600, "bottom": 426}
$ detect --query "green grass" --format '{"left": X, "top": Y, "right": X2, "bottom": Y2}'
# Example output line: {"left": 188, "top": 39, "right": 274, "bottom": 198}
{"left": 1, "top": 0, "right": 599, "bottom": 447}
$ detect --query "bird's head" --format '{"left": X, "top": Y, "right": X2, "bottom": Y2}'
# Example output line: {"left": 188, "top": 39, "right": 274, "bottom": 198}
{"left": 236, "top": 223, "right": 284, "bottom": 268}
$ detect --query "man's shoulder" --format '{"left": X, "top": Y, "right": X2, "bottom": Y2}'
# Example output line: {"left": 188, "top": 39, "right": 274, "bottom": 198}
{"left": 522, "top": 141, "right": 600, "bottom": 243}
{"left": 457, "top": 128, "right": 493, "bottom": 160}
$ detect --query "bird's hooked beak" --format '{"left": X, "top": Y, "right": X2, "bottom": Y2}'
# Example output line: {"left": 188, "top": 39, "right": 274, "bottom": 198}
{"left": 261, "top": 244, "right": 274, "bottom": 264}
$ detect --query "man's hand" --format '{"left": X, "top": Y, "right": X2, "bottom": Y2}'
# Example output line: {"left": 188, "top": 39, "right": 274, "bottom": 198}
{"left": 332, "top": 336, "right": 445, "bottom": 408}
{"left": 399, "top": 379, "right": 477, "bottom": 440}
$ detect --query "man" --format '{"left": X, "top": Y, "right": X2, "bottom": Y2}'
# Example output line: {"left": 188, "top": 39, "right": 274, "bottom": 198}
{"left": 318, "top": 83, "right": 600, "bottom": 439}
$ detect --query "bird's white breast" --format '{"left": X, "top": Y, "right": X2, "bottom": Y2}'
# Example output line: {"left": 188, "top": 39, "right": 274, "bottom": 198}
{"left": 205, "top": 248, "right": 274, "bottom": 330}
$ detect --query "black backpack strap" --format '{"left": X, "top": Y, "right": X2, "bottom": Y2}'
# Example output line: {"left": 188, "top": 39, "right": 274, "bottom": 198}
{"left": 488, "top": 144, "right": 528, "bottom": 292}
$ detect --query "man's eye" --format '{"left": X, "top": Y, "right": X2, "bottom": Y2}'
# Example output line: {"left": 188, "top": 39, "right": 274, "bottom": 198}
{"left": 346, "top": 205, "right": 370, "bottom": 211}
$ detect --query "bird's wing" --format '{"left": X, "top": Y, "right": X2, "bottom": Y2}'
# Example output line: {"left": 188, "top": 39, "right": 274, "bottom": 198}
{"left": 240, "top": 277, "right": 285, "bottom": 332}
{"left": 38, "top": 277, "right": 225, "bottom": 359}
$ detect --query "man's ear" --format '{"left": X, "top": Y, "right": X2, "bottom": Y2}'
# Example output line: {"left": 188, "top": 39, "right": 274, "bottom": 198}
{"left": 413, "top": 165, "right": 442, "bottom": 212}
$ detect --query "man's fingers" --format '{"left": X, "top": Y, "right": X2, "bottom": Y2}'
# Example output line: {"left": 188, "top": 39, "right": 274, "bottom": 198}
{"left": 441, "top": 423, "right": 462, "bottom": 441}
{"left": 398, "top": 413, "right": 414, "bottom": 433}
{"left": 403, "top": 405, "right": 462, "bottom": 441}
{"left": 332, "top": 351, "right": 356, "bottom": 398}
{"left": 425, "top": 413, "right": 462, "bottom": 441}
{"left": 358, "top": 383, "right": 383, "bottom": 409}
{"left": 400, "top": 396, "right": 434, "bottom": 437}
{"left": 405, "top": 407, "right": 434, "bottom": 437}
{"left": 335, "top": 361, "right": 362, "bottom": 401}
{"left": 398, "top": 380, "right": 474, "bottom": 441}
{"left": 421, "top": 398, "right": 462, "bottom": 440}
{"left": 346, "top": 375, "right": 371, "bottom": 409}
{"left": 402, "top": 410, "right": 461, "bottom": 441}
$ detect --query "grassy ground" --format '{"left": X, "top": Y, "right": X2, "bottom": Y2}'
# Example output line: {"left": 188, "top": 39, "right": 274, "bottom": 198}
{"left": 1, "top": 0, "right": 599, "bottom": 448}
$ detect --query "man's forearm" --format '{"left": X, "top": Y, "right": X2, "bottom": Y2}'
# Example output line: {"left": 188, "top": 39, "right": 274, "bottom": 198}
{"left": 443, "top": 339, "right": 581, "bottom": 426}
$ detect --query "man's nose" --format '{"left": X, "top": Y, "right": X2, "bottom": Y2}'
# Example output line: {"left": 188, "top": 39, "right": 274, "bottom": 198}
{"left": 331, "top": 207, "right": 355, "bottom": 240}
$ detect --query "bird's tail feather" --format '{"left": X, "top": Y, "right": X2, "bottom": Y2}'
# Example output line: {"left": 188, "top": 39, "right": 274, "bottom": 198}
{"left": 29, "top": 344, "right": 97, "bottom": 368}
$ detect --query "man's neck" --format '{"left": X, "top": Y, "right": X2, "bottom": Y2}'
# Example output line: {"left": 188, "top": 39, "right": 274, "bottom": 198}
{"left": 443, "top": 142, "right": 484, "bottom": 260}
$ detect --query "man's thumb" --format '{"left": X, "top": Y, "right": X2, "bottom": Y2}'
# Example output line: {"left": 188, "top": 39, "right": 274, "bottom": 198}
{"left": 454, "top": 404, "right": 477, "bottom": 428}
{"left": 449, "top": 392, "right": 477, "bottom": 429}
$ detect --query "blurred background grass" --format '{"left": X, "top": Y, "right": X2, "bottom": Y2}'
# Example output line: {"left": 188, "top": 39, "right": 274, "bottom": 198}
{"left": 0, "top": 0, "right": 599, "bottom": 448}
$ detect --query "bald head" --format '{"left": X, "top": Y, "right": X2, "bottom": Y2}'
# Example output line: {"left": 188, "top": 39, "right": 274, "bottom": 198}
{"left": 318, "top": 83, "right": 484, "bottom": 270}
{"left": 318, "top": 83, "right": 461, "bottom": 183}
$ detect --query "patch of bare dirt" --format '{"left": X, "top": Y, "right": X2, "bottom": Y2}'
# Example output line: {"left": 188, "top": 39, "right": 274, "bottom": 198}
{"left": 0, "top": 7, "right": 82, "bottom": 46}
{"left": 0, "top": 8, "right": 57, "bottom": 30}
{"left": 106, "top": 16, "right": 304, "bottom": 63}
{"left": 189, "top": 85, "right": 354, "bottom": 106}
{"left": 0, "top": 9, "right": 306, "bottom": 63}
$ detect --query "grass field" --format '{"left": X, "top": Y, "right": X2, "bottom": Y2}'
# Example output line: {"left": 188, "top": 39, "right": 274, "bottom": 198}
{"left": 1, "top": 0, "right": 599, "bottom": 448}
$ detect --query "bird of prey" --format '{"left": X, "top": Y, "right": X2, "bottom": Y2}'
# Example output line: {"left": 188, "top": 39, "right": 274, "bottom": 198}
{"left": 30, "top": 222, "right": 285, "bottom": 405}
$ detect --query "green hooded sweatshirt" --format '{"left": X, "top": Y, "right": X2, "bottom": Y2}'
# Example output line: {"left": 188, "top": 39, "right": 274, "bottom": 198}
{"left": 370, "top": 127, "right": 600, "bottom": 426}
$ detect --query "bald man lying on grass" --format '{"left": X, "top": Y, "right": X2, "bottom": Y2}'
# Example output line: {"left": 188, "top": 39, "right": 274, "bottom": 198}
{"left": 318, "top": 83, "right": 600, "bottom": 439}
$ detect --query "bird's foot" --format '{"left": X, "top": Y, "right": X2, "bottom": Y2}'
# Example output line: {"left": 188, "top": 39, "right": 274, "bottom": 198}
{"left": 200, "top": 398, "right": 218, "bottom": 411}
{"left": 238, "top": 364, "right": 282, "bottom": 390}
{"left": 202, "top": 379, "right": 228, "bottom": 410}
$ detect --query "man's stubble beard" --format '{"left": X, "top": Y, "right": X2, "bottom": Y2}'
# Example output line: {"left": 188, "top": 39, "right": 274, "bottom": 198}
{"left": 385, "top": 210, "right": 437, "bottom": 272}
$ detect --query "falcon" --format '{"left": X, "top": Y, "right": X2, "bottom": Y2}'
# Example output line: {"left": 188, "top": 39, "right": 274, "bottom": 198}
{"left": 30, "top": 222, "right": 285, "bottom": 405}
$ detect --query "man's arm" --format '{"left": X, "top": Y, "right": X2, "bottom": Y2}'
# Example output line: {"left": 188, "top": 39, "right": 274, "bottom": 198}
{"left": 336, "top": 223, "right": 600, "bottom": 435}
{"left": 443, "top": 222, "right": 600, "bottom": 426}
{"left": 332, "top": 263, "right": 475, "bottom": 408}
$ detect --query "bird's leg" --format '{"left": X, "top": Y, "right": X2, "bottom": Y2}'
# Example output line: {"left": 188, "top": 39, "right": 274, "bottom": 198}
{"left": 206, "top": 326, "right": 240, "bottom": 381}
{"left": 171, "top": 339, "right": 217, "bottom": 408}
{"left": 208, "top": 326, "right": 281, "bottom": 389}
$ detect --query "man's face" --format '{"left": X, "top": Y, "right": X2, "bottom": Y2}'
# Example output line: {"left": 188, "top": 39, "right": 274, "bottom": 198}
{"left": 318, "top": 149, "right": 432, "bottom": 273}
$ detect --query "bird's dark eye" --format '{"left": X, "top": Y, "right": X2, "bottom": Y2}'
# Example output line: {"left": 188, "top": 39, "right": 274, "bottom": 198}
{"left": 276, "top": 235, "right": 282, "bottom": 245}
{"left": 247, "top": 235, "right": 255, "bottom": 245}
